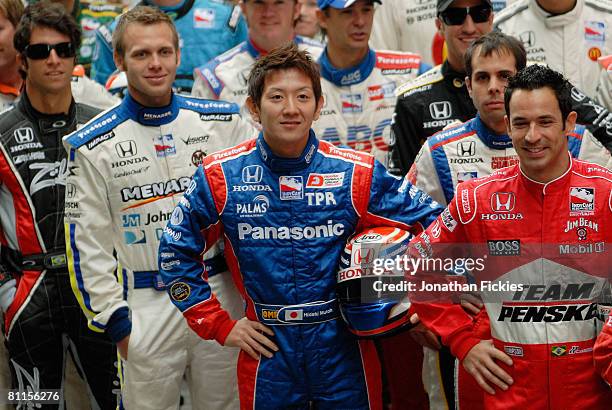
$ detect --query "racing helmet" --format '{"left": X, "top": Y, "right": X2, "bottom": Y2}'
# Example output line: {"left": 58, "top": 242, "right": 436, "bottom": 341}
{"left": 337, "top": 227, "right": 414, "bottom": 338}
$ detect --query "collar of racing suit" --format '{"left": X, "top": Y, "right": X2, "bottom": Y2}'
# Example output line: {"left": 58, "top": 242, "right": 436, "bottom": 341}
{"left": 256, "top": 130, "right": 319, "bottom": 173}
{"left": 122, "top": 92, "right": 180, "bottom": 126}
{"left": 530, "top": 0, "right": 582, "bottom": 27}
{"left": 142, "top": 0, "right": 195, "bottom": 20}
{"left": 441, "top": 59, "right": 468, "bottom": 90}
{"left": 18, "top": 90, "right": 77, "bottom": 136}
{"left": 470, "top": 114, "right": 513, "bottom": 149}
{"left": 518, "top": 151, "right": 575, "bottom": 193}
{"left": 318, "top": 47, "right": 376, "bottom": 86}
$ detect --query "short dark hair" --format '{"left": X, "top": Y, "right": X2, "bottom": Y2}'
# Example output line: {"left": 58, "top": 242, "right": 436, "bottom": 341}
{"left": 13, "top": 1, "right": 81, "bottom": 58}
{"left": 113, "top": 6, "right": 179, "bottom": 58}
{"left": 247, "top": 42, "right": 322, "bottom": 109}
{"left": 504, "top": 64, "right": 573, "bottom": 125}
{"left": 464, "top": 31, "right": 526, "bottom": 78}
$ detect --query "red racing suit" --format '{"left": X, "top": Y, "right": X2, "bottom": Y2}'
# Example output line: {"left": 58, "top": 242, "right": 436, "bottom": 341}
{"left": 595, "top": 313, "right": 612, "bottom": 386}
{"left": 410, "top": 157, "right": 612, "bottom": 409}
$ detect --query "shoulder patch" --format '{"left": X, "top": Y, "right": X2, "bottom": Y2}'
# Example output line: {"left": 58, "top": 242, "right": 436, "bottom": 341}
{"left": 375, "top": 51, "right": 422, "bottom": 71}
{"left": 427, "top": 122, "right": 471, "bottom": 151}
{"left": 97, "top": 21, "right": 114, "bottom": 45}
{"left": 177, "top": 95, "right": 240, "bottom": 117}
{"left": 493, "top": 0, "right": 529, "bottom": 27}
{"left": 64, "top": 107, "right": 125, "bottom": 149}
{"left": 193, "top": 43, "right": 246, "bottom": 98}
{"left": 585, "top": 0, "right": 612, "bottom": 13}
{"left": 395, "top": 65, "right": 443, "bottom": 97}
{"left": 204, "top": 138, "right": 257, "bottom": 167}
{"left": 295, "top": 35, "right": 324, "bottom": 49}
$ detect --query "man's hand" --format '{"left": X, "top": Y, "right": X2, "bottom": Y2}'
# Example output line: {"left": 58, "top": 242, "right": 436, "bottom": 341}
{"left": 224, "top": 317, "right": 279, "bottom": 360}
{"left": 408, "top": 313, "right": 442, "bottom": 350}
{"left": 460, "top": 292, "right": 483, "bottom": 315}
{"left": 462, "top": 340, "right": 514, "bottom": 395}
{"left": 117, "top": 335, "right": 130, "bottom": 360}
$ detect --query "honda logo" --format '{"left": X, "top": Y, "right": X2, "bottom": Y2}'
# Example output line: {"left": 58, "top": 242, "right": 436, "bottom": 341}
{"left": 66, "top": 183, "right": 76, "bottom": 199}
{"left": 491, "top": 192, "right": 515, "bottom": 212}
{"left": 570, "top": 87, "right": 586, "bottom": 102}
{"left": 242, "top": 165, "right": 263, "bottom": 184}
{"left": 115, "top": 140, "right": 137, "bottom": 158}
{"left": 457, "top": 141, "right": 476, "bottom": 157}
{"left": 429, "top": 101, "right": 452, "bottom": 120}
{"left": 519, "top": 31, "right": 535, "bottom": 48}
{"left": 353, "top": 247, "right": 374, "bottom": 265}
{"left": 14, "top": 127, "right": 34, "bottom": 144}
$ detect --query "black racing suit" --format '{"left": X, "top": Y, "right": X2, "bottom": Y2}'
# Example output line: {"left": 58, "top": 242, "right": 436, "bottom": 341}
{"left": 390, "top": 60, "right": 612, "bottom": 176}
{"left": 0, "top": 93, "right": 119, "bottom": 409}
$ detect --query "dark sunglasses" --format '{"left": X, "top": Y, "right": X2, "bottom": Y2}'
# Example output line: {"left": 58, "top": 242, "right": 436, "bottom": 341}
{"left": 440, "top": 4, "right": 492, "bottom": 26}
{"left": 24, "top": 42, "right": 76, "bottom": 60}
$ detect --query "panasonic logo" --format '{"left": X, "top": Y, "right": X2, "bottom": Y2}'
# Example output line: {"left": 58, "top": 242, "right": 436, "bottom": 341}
{"left": 238, "top": 220, "right": 345, "bottom": 240}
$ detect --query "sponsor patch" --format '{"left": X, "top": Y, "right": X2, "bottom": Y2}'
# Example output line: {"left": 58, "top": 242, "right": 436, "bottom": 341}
{"left": 284, "top": 309, "right": 304, "bottom": 321}
{"left": 306, "top": 173, "right": 344, "bottom": 188}
{"left": 491, "top": 192, "right": 515, "bottom": 212}
{"left": 457, "top": 171, "right": 477, "bottom": 184}
{"left": 170, "top": 282, "right": 191, "bottom": 301}
{"left": 584, "top": 21, "right": 606, "bottom": 43}
{"left": 569, "top": 187, "right": 594, "bottom": 213}
{"left": 488, "top": 240, "right": 520, "bottom": 256}
{"left": 504, "top": 346, "right": 523, "bottom": 357}
{"left": 341, "top": 93, "right": 363, "bottom": 113}
{"left": 194, "top": 8, "right": 215, "bottom": 28}
{"left": 441, "top": 208, "right": 457, "bottom": 232}
{"left": 86, "top": 131, "right": 115, "bottom": 150}
{"left": 588, "top": 47, "right": 602, "bottom": 62}
{"left": 124, "top": 230, "right": 146, "bottom": 245}
{"left": 191, "top": 150, "right": 206, "bottom": 166}
{"left": 279, "top": 176, "right": 303, "bottom": 200}
{"left": 200, "top": 113, "right": 231, "bottom": 121}
{"left": 154, "top": 134, "right": 176, "bottom": 157}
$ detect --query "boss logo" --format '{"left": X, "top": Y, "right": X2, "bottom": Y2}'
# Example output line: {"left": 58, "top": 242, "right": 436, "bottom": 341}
{"left": 488, "top": 240, "right": 520, "bottom": 256}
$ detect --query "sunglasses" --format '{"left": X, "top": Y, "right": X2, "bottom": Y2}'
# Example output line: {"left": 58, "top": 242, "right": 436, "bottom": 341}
{"left": 440, "top": 5, "right": 492, "bottom": 26}
{"left": 24, "top": 42, "right": 76, "bottom": 60}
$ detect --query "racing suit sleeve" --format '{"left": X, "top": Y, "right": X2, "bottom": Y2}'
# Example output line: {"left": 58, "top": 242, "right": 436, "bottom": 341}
{"left": 408, "top": 192, "right": 482, "bottom": 361}
{"left": 570, "top": 85, "right": 612, "bottom": 155}
{"left": 406, "top": 143, "right": 448, "bottom": 206}
{"left": 158, "top": 166, "right": 235, "bottom": 345}
{"left": 64, "top": 149, "right": 130, "bottom": 343}
{"left": 596, "top": 69, "right": 612, "bottom": 112}
{"left": 90, "top": 23, "right": 116, "bottom": 86}
{"left": 594, "top": 314, "right": 612, "bottom": 386}
{"left": 389, "top": 96, "right": 425, "bottom": 176}
{"left": 361, "top": 160, "right": 442, "bottom": 235}
{"left": 191, "top": 70, "right": 217, "bottom": 99}
{"left": 575, "top": 129, "right": 612, "bottom": 169}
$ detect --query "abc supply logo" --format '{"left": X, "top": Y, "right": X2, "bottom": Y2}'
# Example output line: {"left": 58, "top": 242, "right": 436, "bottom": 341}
{"left": 569, "top": 187, "right": 594, "bottom": 213}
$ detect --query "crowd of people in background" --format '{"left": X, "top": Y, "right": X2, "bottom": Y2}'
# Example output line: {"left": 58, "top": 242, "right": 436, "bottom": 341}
{"left": 0, "top": 0, "right": 611, "bottom": 409}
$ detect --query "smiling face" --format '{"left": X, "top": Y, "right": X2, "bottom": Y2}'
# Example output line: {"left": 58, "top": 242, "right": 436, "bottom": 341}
{"left": 22, "top": 26, "right": 74, "bottom": 95}
{"left": 241, "top": 0, "right": 300, "bottom": 51}
{"left": 436, "top": 0, "right": 493, "bottom": 71}
{"left": 505, "top": 87, "right": 576, "bottom": 182}
{"left": 317, "top": 0, "right": 374, "bottom": 52}
{"left": 114, "top": 21, "right": 179, "bottom": 107}
{"left": 467, "top": 48, "right": 516, "bottom": 133}
{"left": 247, "top": 67, "right": 323, "bottom": 157}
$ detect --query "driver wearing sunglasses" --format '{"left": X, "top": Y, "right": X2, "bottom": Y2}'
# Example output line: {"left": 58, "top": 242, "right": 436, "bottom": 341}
{"left": 24, "top": 41, "right": 76, "bottom": 60}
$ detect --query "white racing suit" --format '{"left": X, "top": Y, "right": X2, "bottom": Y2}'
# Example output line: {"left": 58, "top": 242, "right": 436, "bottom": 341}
{"left": 494, "top": 0, "right": 612, "bottom": 97}
{"left": 63, "top": 93, "right": 256, "bottom": 410}
{"left": 191, "top": 36, "right": 323, "bottom": 121}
